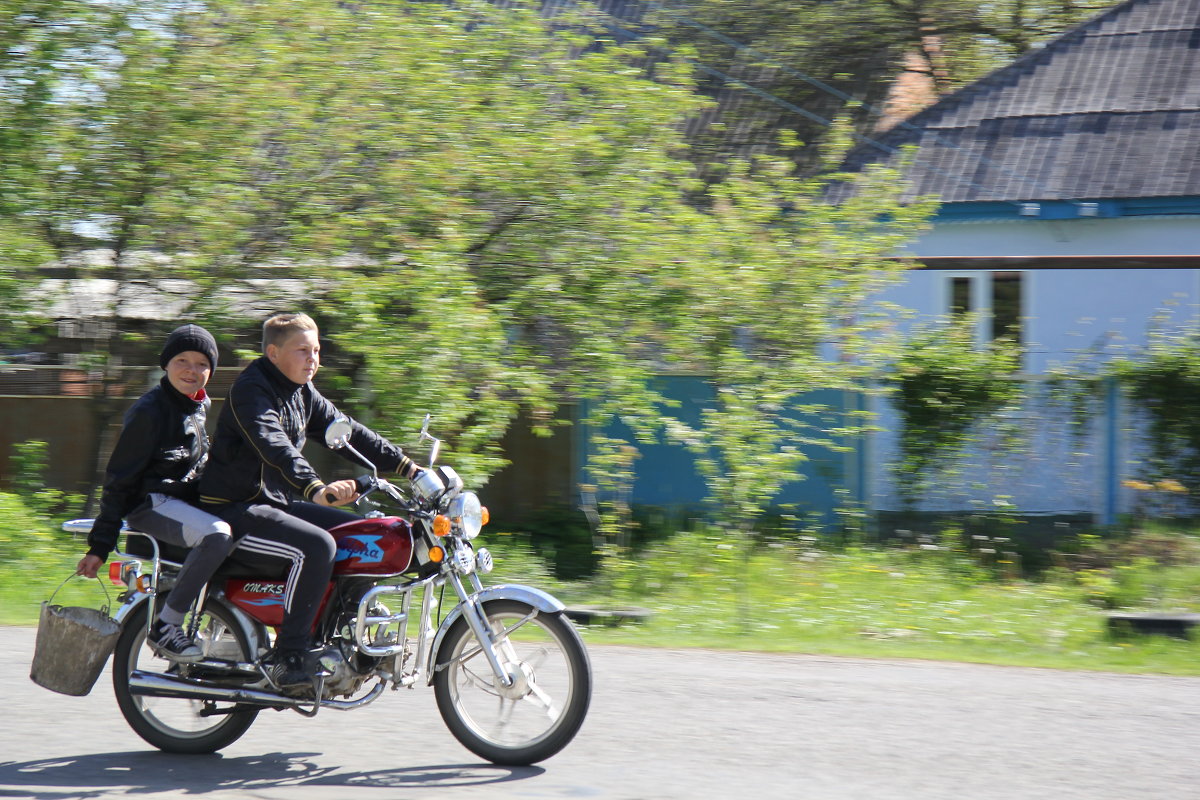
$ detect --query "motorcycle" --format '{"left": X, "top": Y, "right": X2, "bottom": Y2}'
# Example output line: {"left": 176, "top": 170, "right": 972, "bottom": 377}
{"left": 62, "top": 416, "right": 591, "bottom": 766}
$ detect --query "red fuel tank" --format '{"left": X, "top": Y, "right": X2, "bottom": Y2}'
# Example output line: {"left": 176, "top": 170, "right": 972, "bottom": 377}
{"left": 329, "top": 516, "right": 414, "bottom": 576}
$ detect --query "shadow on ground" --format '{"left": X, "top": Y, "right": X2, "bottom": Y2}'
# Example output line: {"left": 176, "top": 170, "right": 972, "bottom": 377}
{"left": 0, "top": 750, "right": 542, "bottom": 797}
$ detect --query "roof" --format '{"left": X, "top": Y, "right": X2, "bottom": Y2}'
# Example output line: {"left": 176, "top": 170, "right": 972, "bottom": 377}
{"left": 29, "top": 250, "right": 321, "bottom": 321}
{"left": 34, "top": 276, "right": 312, "bottom": 321}
{"left": 842, "top": 0, "right": 1200, "bottom": 205}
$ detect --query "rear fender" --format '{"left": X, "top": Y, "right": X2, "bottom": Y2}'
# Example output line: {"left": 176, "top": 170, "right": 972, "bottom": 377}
{"left": 112, "top": 590, "right": 153, "bottom": 627}
{"left": 427, "top": 584, "right": 565, "bottom": 685}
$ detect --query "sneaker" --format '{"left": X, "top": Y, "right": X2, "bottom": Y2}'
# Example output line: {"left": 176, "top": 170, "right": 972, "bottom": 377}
{"left": 147, "top": 620, "right": 203, "bottom": 662}
{"left": 265, "top": 648, "right": 311, "bottom": 689}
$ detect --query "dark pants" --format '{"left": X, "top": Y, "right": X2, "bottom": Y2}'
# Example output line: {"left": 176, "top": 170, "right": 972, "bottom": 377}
{"left": 216, "top": 501, "right": 357, "bottom": 652}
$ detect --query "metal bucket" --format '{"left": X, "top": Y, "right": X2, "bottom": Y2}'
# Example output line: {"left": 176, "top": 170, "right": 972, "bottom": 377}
{"left": 30, "top": 576, "right": 121, "bottom": 697}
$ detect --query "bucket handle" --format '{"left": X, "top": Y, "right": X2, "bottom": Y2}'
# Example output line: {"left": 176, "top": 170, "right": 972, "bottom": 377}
{"left": 47, "top": 572, "right": 113, "bottom": 617}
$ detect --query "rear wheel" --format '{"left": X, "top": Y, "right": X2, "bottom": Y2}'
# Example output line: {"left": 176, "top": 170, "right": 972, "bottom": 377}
{"left": 112, "top": 599, "right": 260, "bottom": 754}
{"left": 434, "top": 599, "right": 591, "bottom": 765}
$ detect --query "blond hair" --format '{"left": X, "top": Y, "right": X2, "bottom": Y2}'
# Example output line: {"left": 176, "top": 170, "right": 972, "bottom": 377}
{"left": 262, "top": 312, "right": 318, "bottom": 353}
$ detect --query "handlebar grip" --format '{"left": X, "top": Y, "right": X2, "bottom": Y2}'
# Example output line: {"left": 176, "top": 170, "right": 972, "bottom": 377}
{"left": 325, "top": 491, "right": 339, "bottom": 504}
{"left": 354, "top": 474, "right": 374, "bottom": 493}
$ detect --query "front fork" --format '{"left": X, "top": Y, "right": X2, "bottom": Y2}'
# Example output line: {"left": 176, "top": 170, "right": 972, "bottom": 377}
{"left": 446, "top": 572, "right": 515, "bottom": 688}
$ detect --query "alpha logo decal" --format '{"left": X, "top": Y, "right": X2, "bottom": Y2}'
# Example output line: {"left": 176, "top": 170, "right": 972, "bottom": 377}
{"left": 336, "top": 534, "right": 384, "bottom": 564}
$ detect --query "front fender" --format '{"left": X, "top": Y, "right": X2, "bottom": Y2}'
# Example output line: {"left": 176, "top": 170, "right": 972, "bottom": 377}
{"left": 426, "top": 584, "right": 566, "bottom": 684}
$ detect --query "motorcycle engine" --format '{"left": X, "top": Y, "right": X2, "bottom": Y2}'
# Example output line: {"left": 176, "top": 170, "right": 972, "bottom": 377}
{"left": 317, "top": 636, "right": 374, "bottom": 698}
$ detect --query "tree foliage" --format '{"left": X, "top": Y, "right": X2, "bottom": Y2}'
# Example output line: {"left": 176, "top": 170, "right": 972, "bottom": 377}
{"left": 0, "top": 0, "right": 124, "bottom": 344}
{"left": 1, "top": 0, "right": 939, "bottom": 534}
{"left": 1109, "top": 328, "right": 1200, "bottom": 502}
{"left": 885, "top": 319, "right": 1023, "bottom": 506}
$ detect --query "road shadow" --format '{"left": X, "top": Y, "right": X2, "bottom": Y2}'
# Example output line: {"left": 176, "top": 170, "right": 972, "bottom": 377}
{"left": 0, "top": 750, "right": 543, "bottom": 797}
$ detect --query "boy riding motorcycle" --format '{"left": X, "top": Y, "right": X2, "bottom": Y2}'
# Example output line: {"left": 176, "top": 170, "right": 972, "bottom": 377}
{"left": 198, "top": 312, "right": 421, "bottom": 687}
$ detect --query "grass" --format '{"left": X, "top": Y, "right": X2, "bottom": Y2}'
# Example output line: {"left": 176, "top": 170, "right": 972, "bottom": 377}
{"left": 5, "top": 497, "right": 1200, "bottom": 675}
{"left": 485, "top": 530, "right": 1200, "bottom": 675}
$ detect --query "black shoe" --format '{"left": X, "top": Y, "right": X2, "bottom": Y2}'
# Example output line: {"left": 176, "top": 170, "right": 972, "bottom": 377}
{"left": 147, "top": 620, "right": 203, "bottom": 662}
{"left": 265, "top": 648, "right": 310, "bottom": 689}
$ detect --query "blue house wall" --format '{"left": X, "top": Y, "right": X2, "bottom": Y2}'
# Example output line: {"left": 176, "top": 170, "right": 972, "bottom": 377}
{"left": 576, "top": 376, "right": 865, "bottom": 528}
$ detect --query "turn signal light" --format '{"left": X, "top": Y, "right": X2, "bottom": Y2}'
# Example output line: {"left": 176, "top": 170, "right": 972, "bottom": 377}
{"left": 433, "top": 515, "right": 451, "bottom": 537}
{"left": 481, "top": 506, "right": 490, "bottom": 526}
{"left": 108, "top": 562, "right": 125, "bottom": 586}
{"left": 429, "top": 546, "right": 445, "bottom": 563}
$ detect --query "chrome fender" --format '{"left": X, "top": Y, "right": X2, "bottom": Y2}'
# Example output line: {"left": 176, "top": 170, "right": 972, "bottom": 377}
{"left": 426, "top": 584, "right": 566, "bottom": 685}
{"left": 111, "top": 590, "right": 153, "bottom": 626}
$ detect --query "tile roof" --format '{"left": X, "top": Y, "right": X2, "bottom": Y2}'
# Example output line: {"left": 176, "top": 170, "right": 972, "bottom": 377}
{"left": 841, "top": 0, "right": 1200, "bottom": 203}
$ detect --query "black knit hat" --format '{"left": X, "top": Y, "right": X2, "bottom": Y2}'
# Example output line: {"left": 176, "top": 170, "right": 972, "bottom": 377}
{"left": 160, "top": 324, "right": 219, "bottom": 371}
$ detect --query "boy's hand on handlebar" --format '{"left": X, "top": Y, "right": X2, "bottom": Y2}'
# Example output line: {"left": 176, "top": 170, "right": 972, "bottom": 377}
{"left": 316, "top": 479, "right": 361, "bottom": 507}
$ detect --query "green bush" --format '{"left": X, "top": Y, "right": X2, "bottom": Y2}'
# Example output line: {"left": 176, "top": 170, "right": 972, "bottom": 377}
{"left": 0, "top": 491, "right": 73, "bottom": 565}
{"left": 505, "top": 504, "right": 596, "bottom": 580}
{"left": 10, "top": 440, "right": 84, "bottom": 518}
{"left": 504, "top": 503, "right": 695, "bottom": 580}
{"left": 886, "top": 320, "right": 1023, "bottom": 506}
{"left": 1110, "top": 329, "right": 1200, "bottom": 498}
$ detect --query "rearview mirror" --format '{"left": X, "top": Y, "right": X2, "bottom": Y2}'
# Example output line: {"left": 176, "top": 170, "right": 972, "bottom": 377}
{"left": 418, "top": 413, "right": 440, "bottom": 466}
{"left": 325, "top": 417, "right": 353, "bottom": 449}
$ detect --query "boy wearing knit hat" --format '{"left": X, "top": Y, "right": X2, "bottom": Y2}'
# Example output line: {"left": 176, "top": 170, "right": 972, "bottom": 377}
{"left": 77, "top": 323, "right": 232, "bottom": 661}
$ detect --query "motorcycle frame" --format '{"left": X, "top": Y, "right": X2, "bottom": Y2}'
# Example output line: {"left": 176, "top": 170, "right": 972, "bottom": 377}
{"left": 82, "top": 522, "right": 566, "bottom": 705}
{"left": 349, "top": 538, "right": 566, "bottom": 689}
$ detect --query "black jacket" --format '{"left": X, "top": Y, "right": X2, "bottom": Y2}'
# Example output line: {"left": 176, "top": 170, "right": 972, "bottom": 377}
{"left": 198, "top": 357, "right": 415, "bottom": 509}
{"left": 88, "top": 377, "right": 210, "bottom": 560}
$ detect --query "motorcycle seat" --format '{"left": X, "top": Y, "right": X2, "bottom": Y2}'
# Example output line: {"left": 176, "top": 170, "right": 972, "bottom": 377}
{"left": 123, "top": 531, "right": 289, "bottom": 580}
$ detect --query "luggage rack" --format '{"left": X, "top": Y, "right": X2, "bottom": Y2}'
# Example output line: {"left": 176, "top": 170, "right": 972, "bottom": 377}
{"left": 62, "top": 519, "right": 179, "bottom": 624}
{"left": 62, "top": 519, "right": 184, "bottom": 568}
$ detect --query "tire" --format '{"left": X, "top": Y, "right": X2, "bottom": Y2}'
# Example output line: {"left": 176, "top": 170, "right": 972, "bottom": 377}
{"left": 433, "top": 599, "right": 592, "bottom": 766}
{"left": 112, "top": 598, "right": 260, "bottom": 754}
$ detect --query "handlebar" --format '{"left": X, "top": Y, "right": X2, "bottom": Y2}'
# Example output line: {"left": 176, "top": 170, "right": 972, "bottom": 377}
{"left": 322, "top": 472, "right": 423, "bottom": 514}
{"left": 324, "top": 473, "right": 386, "bottom": 505}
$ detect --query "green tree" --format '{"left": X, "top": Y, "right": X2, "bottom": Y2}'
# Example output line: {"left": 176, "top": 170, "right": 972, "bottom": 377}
{"left": 4, "top": 0, "right": 938, "bottom": 542}
{"left": 0, "top": 1, "right": 126, "bottom": 348}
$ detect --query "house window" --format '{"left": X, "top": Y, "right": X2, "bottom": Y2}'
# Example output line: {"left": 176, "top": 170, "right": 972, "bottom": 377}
{"left": 945, "top": 272, "right": 1024, "bottom": 344}
{"left": 950, "top": 276, "right": 972, "bottom": 316}
{"left": 991, "top": 271, "right": 1022, "bottom": 343}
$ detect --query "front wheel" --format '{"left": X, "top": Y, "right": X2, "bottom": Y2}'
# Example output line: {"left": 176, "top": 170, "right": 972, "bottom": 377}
{"left": 433, "top": 599, "right": 592, "bottom": 765}
{"left": 112, "top": 598, "right": 260, "bottom": 754}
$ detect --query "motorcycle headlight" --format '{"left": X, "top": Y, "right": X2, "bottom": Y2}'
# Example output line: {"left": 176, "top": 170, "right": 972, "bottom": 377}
{"left": 448, "top": 491, "right": 483, "bottom": 540}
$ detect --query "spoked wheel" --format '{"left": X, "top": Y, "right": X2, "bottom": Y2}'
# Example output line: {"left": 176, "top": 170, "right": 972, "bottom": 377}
{"left": 433, "top": 599, "right": 592, "bottom": 766}
{"left": 112, "top": 598, "right": 260, "bottom": 754}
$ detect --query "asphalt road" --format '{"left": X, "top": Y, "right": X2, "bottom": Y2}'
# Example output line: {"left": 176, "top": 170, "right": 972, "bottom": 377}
{"left": 1, "top": 625, "right": 1198, "bottom": 799}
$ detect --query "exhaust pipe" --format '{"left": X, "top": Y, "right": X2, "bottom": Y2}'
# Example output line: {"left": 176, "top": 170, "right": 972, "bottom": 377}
{"left": 127, "top": 670, "right": 388, "bottom": 711}
{"left": 128, "top": 670, "right": 300, "bottom": 709}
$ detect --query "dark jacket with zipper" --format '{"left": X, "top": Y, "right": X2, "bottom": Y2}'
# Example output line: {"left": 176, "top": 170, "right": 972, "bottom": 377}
{"left": 198, "top": 356, "right": 416, "bottom": 510}
{"left": 88, "top": 377, "right": 210, "bottom": 561}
